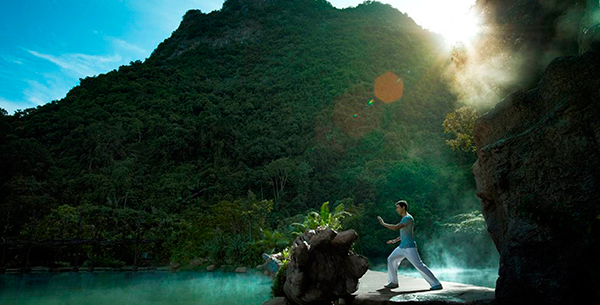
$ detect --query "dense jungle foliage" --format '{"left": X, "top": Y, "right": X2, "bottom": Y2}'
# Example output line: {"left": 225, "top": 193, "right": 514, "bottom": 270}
{"left": 0, "top": 0, "right": 494, "bottom": 269}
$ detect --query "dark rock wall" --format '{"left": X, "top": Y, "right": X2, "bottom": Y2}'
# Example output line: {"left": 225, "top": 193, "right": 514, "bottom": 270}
{"left": 473, "top": 51, "right": 600, "bottom": 304}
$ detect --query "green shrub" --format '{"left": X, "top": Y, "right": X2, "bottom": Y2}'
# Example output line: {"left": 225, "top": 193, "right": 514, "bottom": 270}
{"left": 204, "top": 233, "right": 231, "bottom": 266}
{"left": 271, "top": 261, "right": 288, "bottom": 297}
{"left": 291, "top": 202, "right": 351, "bottom": 236}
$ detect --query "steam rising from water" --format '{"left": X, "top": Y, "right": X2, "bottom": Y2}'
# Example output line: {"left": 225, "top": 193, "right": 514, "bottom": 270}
{"left": 401, "top": 267, "right": 498, "bottom": 288}
{"left": 371, "top": 263, "right": 498, "bottom": 288}
{"left": 444, "top": 0, "right": 600, "bottom": 110}
{"left": 444, "top": 37, "right": 526, "bottom": 109}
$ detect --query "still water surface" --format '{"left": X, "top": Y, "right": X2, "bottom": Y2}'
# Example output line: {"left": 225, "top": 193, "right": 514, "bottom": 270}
{"left": 0, "top": 268, "right": 497, "bottom": 305}
{"left": 0, "top": 271, "right": 272, "bottom": 305}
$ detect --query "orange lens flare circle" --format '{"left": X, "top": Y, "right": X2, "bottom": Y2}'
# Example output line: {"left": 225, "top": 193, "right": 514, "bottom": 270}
{"left": 374, "top": 72, "right": 403, "bottom": 104}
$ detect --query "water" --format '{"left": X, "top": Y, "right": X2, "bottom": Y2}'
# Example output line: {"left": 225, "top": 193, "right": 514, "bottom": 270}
{"left": 0, "top": 271, "right": 272, "bottom": 305}
{"left": 0, "top": 267, "right": 497, "bottom": 305}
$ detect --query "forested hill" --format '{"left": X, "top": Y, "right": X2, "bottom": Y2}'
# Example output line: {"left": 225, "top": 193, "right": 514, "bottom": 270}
{"left": 0, "top": 0, "right": 488, "bottom": 267}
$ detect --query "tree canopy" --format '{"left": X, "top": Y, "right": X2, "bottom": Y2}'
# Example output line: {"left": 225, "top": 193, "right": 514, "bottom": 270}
{"left": 0, "top": 0, "right": 492, "bottom": 268}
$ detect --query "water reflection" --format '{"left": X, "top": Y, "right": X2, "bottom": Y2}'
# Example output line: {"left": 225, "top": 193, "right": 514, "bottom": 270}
{"left": 0, "top": 271, "right": 272, "bottom": 305}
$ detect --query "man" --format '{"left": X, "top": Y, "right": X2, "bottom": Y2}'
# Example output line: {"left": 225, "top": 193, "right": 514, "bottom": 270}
{"left": 377, "top": 200, "right": 443, "bottom": 290}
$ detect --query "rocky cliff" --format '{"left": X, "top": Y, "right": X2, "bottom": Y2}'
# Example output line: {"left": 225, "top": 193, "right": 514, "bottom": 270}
{"left": 472, "top": 49, "right": 600, "bottom": 304}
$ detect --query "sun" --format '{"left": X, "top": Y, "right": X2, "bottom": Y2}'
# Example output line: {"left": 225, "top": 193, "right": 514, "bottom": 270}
{"left": 435, "top": 8, "right": 482, "bottom": 46}
{"left": 395, "top": 0, "right": 482, "bottom": 46}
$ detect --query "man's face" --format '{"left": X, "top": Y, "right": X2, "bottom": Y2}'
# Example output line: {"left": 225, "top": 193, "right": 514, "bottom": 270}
{"left": 395, "top": 204, "right": 404, "bottom": 215}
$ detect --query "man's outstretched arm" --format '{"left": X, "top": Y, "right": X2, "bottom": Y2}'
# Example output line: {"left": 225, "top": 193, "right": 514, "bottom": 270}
{"left": 387, "top": 237, "right": 401, "bottom": 244}
{"left": 377, "top": 216, "right": 405, "bottom": 230}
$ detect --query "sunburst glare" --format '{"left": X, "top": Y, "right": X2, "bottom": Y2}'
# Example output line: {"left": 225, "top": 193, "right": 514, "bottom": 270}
{"left": 387, "top": 0, "right": 482, "bottom": 46}
{"left": 436, "top": 7, "right": 482, "bottom": 46}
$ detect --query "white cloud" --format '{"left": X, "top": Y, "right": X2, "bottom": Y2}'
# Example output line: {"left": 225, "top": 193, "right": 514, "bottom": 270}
{"left": 22, "top": 74, "right": 74, "bottom": 107}
{"left": 0, "top": 96, "right": 36, "bottom": 114}
{"left": 18, "top": 36, "right": 141, "bottom": 111}
{"left": 1, "top": 54, "right": 25, "bottom": 65}
{"left": 25, "top": 49, "right": 122, "bottom": 78}
{"left": 110, "top": 37, "right": 148, "bottom": 55}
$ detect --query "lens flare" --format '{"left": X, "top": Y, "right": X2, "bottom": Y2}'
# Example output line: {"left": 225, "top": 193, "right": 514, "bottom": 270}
{"left": 332, "top": 86, "right": 382, "bottom": 138}
{"left": 374, "top": 72, "right": 403, "bottom": 104}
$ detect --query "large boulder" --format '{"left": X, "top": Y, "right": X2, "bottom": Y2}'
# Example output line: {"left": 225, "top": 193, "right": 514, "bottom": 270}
{"left": 283, "top": 228, "right": 369, "bottom": 305}
{"left": 472, "top": 50, "right": 600, "bottom": 304}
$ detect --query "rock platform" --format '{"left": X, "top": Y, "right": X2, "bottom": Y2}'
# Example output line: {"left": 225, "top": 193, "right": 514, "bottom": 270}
{"left": 351, "top": 270, "right": 495, "bottom": 305}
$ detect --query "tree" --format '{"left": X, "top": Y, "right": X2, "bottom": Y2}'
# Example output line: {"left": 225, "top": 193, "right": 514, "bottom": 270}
{"left": 442, "top": 106, "right": 480, "bottom": 153}
{"left": 264, "top": 158, "right": 296, "bottom": 206}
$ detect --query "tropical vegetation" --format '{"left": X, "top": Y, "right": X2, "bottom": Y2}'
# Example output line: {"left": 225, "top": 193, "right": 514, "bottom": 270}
{"left": 0, "top": 0, "right": 494, "bottom": 270}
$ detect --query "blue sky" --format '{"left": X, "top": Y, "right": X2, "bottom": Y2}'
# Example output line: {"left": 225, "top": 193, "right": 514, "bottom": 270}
{"left": 0, "top": 0, "right": 475, "bottom": 114}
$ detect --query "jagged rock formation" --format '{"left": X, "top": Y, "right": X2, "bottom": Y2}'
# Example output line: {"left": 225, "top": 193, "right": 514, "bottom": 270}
{"left": 472, "top": 50, "right": 600, "bottom": 304}
{"left": 283, "top": 228, "right": 369, "bottom": 305}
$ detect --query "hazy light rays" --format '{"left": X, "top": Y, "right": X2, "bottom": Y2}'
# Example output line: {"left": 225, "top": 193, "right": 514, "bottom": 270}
{"left": 443, "top": 31, "right": 526, "bottom": 109}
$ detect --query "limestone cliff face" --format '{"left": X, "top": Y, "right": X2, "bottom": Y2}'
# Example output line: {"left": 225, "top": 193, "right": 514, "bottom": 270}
{"left": 473, "top": 50, "right": 600, "bottom": 304}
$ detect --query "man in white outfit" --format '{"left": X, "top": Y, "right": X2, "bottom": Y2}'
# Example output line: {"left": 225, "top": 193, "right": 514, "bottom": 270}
{"left": 377, "top": 200, "right": 443, "bottom": 290}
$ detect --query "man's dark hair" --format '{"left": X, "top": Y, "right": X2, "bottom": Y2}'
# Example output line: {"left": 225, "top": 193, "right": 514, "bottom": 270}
{"left": 395, "top": 200, "right": 408, "bottom": 210}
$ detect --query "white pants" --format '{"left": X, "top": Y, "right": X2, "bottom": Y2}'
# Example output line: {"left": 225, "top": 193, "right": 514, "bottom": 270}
{"left": 387, "top": 246, "right": 441, "bottom": 287}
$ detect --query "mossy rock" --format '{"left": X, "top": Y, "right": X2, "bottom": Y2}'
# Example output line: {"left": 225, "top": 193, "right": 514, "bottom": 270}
{"left": 271, "top": 261, "right": 288, "bottom": 297}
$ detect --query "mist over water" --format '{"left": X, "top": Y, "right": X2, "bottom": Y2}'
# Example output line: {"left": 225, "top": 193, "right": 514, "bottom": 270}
{"left": 371, "top": 263, "right": 498, "bottom": 288}
{"left": 0, "top": 271, "right": 272, "bottom": 305}
{"left": 401, "top": 267, "right": 497, "bottom": 288}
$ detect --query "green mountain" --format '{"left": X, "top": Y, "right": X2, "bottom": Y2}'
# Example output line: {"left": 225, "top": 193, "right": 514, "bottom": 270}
{"left": 0, "top": 0, "right": 487, "bottom": 267}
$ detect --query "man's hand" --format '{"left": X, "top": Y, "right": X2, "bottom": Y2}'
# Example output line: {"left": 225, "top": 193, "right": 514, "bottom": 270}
{"left": 386, "top": 239, "right": 394, "bottom": 245}
{"left": 377, "top": 216, "right": 384, "bottom": 225}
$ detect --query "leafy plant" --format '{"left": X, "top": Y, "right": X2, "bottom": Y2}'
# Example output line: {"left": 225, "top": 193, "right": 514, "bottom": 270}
{"left": 292, "top": 202, "right": 351, "bottom": 236}
{"left": 442, "top": 106, "right": 480, "bottom": 153}
{"left": 271, "top": 260, "right": 289, "bottom": 297}
{"left": 281, "top": 246, "right": 291, "bottom": 264}
{"left": 203, "top": 232, "right": 231, "bottom": 266}
{"left": 258, "top": 229, "right": 290, "bottom": 254}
